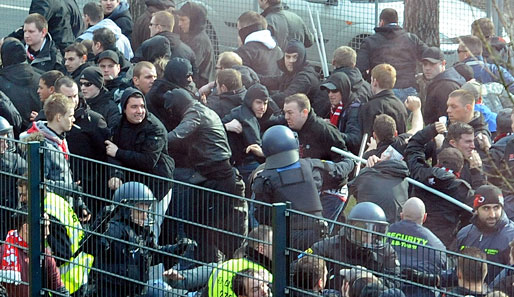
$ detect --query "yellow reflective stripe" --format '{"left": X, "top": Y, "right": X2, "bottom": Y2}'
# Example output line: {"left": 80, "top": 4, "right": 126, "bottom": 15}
{"left": 208, "top": 258, "right": 270, "bottom": 297}
{"left": 59, "top": 252, "right": 94, "bottom": 294}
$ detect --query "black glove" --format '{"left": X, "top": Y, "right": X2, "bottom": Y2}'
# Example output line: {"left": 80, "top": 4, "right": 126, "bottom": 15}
{"left": 164, "top": 238, "right": 197, "bottom": 255}
{"left": 401, "top": 268, "right": 440, "bottom": 287}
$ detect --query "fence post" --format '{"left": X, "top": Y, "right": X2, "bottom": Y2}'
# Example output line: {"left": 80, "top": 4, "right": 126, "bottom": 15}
{"left": 272, "top": 202, "right": 288, "bottom": 297}
{"left": 27, "top": 141, "right": 43, "bottom": 297}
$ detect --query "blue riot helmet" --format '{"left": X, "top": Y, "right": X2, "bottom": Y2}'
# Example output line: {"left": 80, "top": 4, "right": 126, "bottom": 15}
{"left": 113, "top": 182, "right": 156, "bottom": 226}
{"left": 262, "top": 125, "right": 299, "bottom": 169}
{"left": 345, "top": 202, "right": 389, "bottom": 248}
{"left": 0, "top": 116, "right": 14, "bottom": 153}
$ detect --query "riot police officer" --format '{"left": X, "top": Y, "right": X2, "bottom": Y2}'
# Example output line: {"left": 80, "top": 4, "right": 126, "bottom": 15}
{"left": 253, "top": 125, "right": 354, "bottom": 251}
{"left": 86, "top": 182, "right": 195, "bottom": 297}
{"left": 308, "top": 202, "right": 400, "bottom": 290}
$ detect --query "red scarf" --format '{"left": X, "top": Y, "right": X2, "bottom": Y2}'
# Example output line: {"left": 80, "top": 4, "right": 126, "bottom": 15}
{"left": 440, "top": 166, "right": 461, "bottom": 178}
{"left": 0, "top": 230, "right": 28, "bottom": 284}
{"left": 330, "top": 104, "right": 343, "bottom": 126}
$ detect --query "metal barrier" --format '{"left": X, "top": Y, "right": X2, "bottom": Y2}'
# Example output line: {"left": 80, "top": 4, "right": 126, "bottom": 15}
{"left": 1, "top": 141, "right": 514, "bottom": 297}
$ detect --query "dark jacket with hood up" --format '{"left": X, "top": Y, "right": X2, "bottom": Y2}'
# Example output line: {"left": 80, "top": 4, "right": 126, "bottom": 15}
{"left": 9, "top": 0, "right": 84, "bottom": 52}
{"left": 360, "top": 89, "right": 408, "bottom": 138}
{"left": 266, "top": 40, "right": 323, "bottom": 108}
{"left": 165, "top": 89, "right": 232, "bottom": 177}
{"left": 333, "top": 66, "right": 372, "bottom": 103}
{"left": 105, "top": 1, "right": 133, "bottom": 41}
{"left": 356, "top": 24, "right": 427, "bottom": 89}
{"left": 296, "top": 109, "right": 347, "bottom": 162}
{"left": 132, "top": 0, "right": 175, "bottom": 51}
{"left": 222, "top": 84, "right": 269, "bottom": 166}
{"left": 349, "top": 159, "right": 409, "bottom": 223}
{"left": 109, "top": 88, "right": 175, "bottom": 198}
{"left": 132, "top": 35, "right": 171, "bottom": 63}
{"left": 0, "top": 39, "right": 41, "bottom": 132}
{"left": 424, "top": 67, "right": 465, "bottom": 124}
{"left": 323, "top": 72, "right": 363, "bottom": 154}
{"left": 457, "top": 212, "right": 514, "bottom": 282}
{"left": 178, "top": 2, "right": 215, "bottom": 88}
{"left": 146, "top": 57, "right": 195, "bottom": 131}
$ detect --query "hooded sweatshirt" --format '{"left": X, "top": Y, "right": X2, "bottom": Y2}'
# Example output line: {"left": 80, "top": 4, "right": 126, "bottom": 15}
{"left": 105, "top": 1, "right": 133, "bottom": 41}
{"left": 78, "top": 18, "right": 133, "bottom": 60}
{"left": 132, "top": 35, "right": 171, "bottom": 63}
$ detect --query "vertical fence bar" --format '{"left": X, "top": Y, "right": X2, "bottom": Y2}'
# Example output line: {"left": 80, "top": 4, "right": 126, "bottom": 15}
{"left": 27, "top": 141, "right": 43, "bottom": 297}
{"left": 272, "top": 203, "right": 288, "bottom": 297}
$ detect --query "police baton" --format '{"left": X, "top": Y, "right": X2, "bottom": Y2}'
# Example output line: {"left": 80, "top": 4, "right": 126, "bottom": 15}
{"left": 330, "top": 146, "right": 474, "bottom": 214}
{"left": 354, "top": 133, "right": 368, "bottom": 176}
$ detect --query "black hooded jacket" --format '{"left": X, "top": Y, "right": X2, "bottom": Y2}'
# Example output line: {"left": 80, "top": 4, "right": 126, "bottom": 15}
{"left": 356, "top": 24, "right": 427, "bottom": 89}
{"left": 0, "top": 91, "right": 23, "bottom": 139}
{"left": 146, "top": 57, "right": 195, "bottom": 131}
{"left": 424, "top": 67, "right": 465, "bottom": 124}
{"left": 333, "top": 66, "right": 372, "bottom": 103}
{"left": 109, "top": 88, "right": 175, "bottom": 198}
{"left": 27, "top": 35, "right": 65, "bottom": 73}
{"left": 0, "top": 39, "right": 42, "bottom": 131}
{"left": 266, "top": 40, "right": 323, "bottom": 109}
{"left": 349, "top": 159, "right": 409, "bottom": 223}
{"left": 177, "top": 2, "right": 214, "bottom": 88}
{"left": 360, "top": 89, "right": 408, "bottom": 138}
{"left": 323, "top": 72, "right": 363, "bottom": 154}
{"left": 222, "top": 84, "right": 269, "bottom": 166}
{"left": 165, "top": 89, "right": 232, "bottom": 176}
{"left": 105, "top": 1, "right": 133, "bottom": 41}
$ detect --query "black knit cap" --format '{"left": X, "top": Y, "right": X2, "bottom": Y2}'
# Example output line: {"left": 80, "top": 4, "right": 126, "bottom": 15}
{"left": 79, "top": 66, "right": 104, "bottom": 89}
{"left": 473, "top": 184, "right": 504, "bottom": 210}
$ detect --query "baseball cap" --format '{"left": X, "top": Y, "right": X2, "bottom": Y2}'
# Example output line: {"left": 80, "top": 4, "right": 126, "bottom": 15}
{"left": 421, "top": 47, "right": 444, "bottom": 63}
{"left": 320, "top": 81, "right": 338, "bottom": 91}
{"left": 97, "top": 50, "right": 120, "bottom": 64}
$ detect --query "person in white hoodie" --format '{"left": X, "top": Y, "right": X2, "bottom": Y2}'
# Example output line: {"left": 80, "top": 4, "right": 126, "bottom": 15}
{"left": 78, "top": 2, "right": 133, "bottom": 60}
{"left": 234, "top": 11, "right": 283, "bottom": 88}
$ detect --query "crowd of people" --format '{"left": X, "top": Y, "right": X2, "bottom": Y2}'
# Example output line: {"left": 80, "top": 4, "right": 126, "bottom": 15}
{"left": 0, "top": 0, "right": 513, "bottom": 296}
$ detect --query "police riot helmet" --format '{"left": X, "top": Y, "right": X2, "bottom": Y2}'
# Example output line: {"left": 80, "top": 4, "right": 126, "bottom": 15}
{"left": 0, "top": 116, "right": 12, "bottom": 135}
{"left": 113, "top": 182, "right": 156, "bottom": 204}
{"left": 346, "top": 202, "right": 389, "bottom": 249}
{"left": 0, "top": 116, "right": 14, "bottom": 153}
{"left": 262, "top": 125, "right": 299, "bottom": 169}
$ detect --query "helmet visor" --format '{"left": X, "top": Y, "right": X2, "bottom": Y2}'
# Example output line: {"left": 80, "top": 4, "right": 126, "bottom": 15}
{"left": 0, "top": 133, "right": 15, "bottom": 153}
{"left": 349, "top": 220, "right": 389, "bottom": 248}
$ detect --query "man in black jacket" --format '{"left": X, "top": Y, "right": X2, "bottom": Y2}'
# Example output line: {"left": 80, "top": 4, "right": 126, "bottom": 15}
{"left": 266, "top": 40, "right": 326, "bottom": 116}
{"left": 206, "top": 69, "right": 247, "bottom": 119}
{"left": 359, "top": 63, "right": 408, "bottom": 138}
{"left": 235, "top": 11, "right": 283, "bottom": 86}
{"left": 176, "top": 2, "right": 215, "bottom": 88}
{"left": 356, "top": 8, "right": 427, "bottom": 102}
{"left": 164, "top": 88, "right": 245, "bottom": 262}
{"left": 258, "top": 0, "right": 313, "bottom": 51}
{"left": 78, "top": 66, "right": 121, "bottom": 130}
{"left": 63, "top": 43, "right": 89, "bottom": 80}
{"left": 0, "top": 38, "right": 41, "bottom": 132}
{"left": 22, "top": 13, "right": 65, "bottom": 73}
{"left": 283, "top": 93, "right": 347, "bottom": 162}
{"left": 422, "top": 47, "right": 465, "bottom": 124}
{"left": 5, "top": 0, "right": 84, "bottom": 52}
{"left": 105, "top": 87, "right": 175, "bottom": 239}
{"left": 405, "top": 124, "right": 475, "bottom": 247}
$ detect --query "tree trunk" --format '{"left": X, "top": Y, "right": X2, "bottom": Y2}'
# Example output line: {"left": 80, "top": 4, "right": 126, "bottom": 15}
{"left": 404, "top": 0, "right": 440, "bottom": 47}
{"left": 128, "top": 0, "right": 146, "bottom": 21}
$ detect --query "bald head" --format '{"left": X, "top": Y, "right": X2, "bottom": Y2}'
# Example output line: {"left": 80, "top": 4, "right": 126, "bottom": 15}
{"left": 401, "top": 197, "right": 426, "bottom": 224}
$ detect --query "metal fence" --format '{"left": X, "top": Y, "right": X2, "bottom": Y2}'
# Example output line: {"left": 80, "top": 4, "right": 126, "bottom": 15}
{"left": 1, "top": 140, "right": 514, "bottom": 297}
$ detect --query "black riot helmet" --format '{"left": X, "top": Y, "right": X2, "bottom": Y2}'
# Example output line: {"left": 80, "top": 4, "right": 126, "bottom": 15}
{"left": 262, "top": 125, "right": 299, "bottom": 169}
{"left": 346, "top": 202, "right": 389, "bottom": 248}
